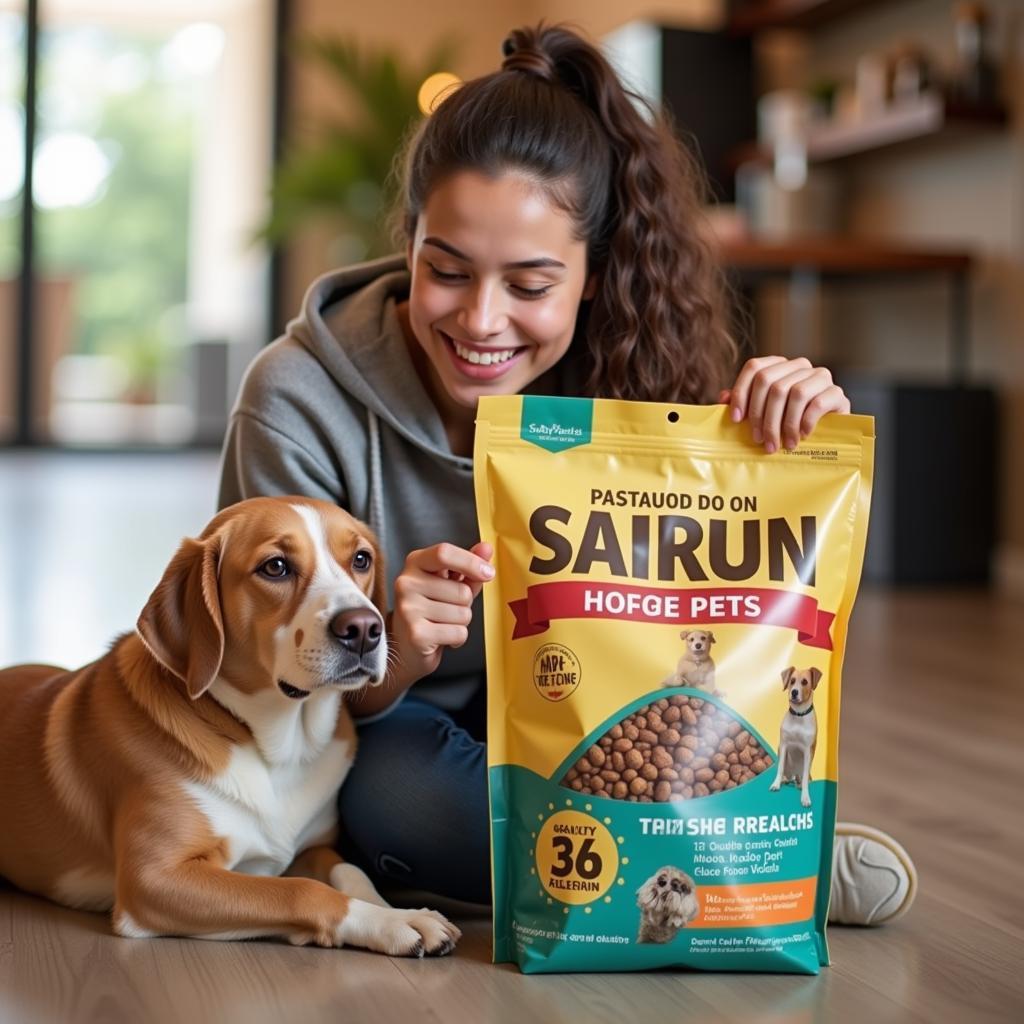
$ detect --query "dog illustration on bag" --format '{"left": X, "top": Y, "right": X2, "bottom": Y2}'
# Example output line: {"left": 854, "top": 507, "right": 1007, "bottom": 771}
{"left": 663, "top": 630, "right": 716, "bottom": 690}
{"left": 636, "top": 866, "right": 700, "bottom": 943}
{"left": 769, "top": 666, "right": 822, "bottom": 808}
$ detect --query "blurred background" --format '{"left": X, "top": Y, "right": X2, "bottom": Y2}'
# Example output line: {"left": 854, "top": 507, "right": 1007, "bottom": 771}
{"left": 0, "top": 0, "right": 1021, "bottom": 669}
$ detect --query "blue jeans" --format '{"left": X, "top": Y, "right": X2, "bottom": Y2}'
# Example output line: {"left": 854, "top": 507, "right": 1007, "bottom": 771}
{"left": 336, "top": 692, "right": 491, "bottom": 905}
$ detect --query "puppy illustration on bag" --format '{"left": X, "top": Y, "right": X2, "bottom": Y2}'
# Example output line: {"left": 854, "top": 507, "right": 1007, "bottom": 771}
{"left": 664, "top": 630, "right": 716, "bottom": 690}
{"left": 636, "top": 866, "right": 700, "bottom": 943}
{"left": 769, "top": 666, "right": 822, "bottom": 808}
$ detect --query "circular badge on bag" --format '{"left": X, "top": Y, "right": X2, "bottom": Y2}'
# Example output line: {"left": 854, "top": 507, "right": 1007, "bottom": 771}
{"left": 532, "top": 643, "right": 581, "bottom": 702}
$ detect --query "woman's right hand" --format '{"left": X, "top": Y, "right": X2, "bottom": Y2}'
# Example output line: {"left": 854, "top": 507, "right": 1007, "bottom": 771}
{"left": 388, "top": 541, "right": 495, "bottom": 688}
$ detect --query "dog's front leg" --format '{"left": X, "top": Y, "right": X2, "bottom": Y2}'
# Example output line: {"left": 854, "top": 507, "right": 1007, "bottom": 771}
{"left": 799, "top": 750, "right": 812, "bottom": 808}
{"left": 286, "top": 845, "right": 391, "bottom": 909}
{"left": 111, "top": 815, "right": 459, "bottom": 955}
{"left": 769, "top": 741, "right": 786, "bottom": 792}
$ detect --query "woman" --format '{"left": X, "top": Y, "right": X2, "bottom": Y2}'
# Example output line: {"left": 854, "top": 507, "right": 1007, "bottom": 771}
{"left": 219, "top": 24, "right": 915, "bottom": 926}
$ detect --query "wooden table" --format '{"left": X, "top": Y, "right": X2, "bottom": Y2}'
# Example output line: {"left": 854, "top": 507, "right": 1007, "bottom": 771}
{"left": 717, "top": 237, "right": 973, "bottom": 380}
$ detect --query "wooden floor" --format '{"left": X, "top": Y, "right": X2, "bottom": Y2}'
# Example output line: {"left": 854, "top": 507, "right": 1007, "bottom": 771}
{"left": 1, "top": 453, "right": 1023, "bottom": 1023}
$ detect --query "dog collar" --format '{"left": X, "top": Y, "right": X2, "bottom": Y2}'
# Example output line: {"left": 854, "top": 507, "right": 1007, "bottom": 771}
{"left": 789, "top": 704, "right": 814, "bottom": 717}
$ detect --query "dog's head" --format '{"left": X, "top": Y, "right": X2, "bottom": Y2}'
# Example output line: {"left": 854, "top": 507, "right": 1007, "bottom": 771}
{"left": 679, "top": 629, "right": 715, "bottom": 658}
{"left": 137, "top": 497, "right": 387, "bottom": 702}
{"left": 781, "top": 666, "right": 822, "bottom": 707}
{"left": 635, "top": 866, "right": 699, "bottom": 926}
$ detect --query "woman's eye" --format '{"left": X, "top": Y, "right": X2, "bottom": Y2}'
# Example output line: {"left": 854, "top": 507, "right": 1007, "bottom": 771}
{"left": 352, "top": 550, "right": 373, "bottom": 572}
{"left": 258, "top": 557, "right": 290, "bottom": 579}
{"left": 428, "top": 264, "right": 466, "bottom": 283}
{"left": 512, "top": 284, "right": 552, "bottom": 298}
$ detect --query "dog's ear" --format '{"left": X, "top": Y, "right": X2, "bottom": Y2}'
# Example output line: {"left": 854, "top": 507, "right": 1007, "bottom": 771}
{"left": 137, "top": 532, "right": 225, "bottom": 700}
{"left": 707, "top": 632, "right": 716, "bottom": 644}
{"left": 810, "top": 667, "right": 822, "bottom": 690}
{"left": 781, "top": 666, "right": 795, "bottom": 689}
{"left": 679, "top": 630, "right": 690, "bottom": 640}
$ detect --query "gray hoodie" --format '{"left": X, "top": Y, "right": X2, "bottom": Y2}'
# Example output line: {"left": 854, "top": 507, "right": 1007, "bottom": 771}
{"left": 218, "top": 255, "right": 483, "bottom": 713}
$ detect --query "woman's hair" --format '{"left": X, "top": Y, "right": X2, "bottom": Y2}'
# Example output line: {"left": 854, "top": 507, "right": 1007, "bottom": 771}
{"left": 396, "top": 23, "right": 738, "bottom": 403}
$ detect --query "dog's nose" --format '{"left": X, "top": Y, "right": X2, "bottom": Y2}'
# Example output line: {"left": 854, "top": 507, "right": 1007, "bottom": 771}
{"left": 791, "top": 688, "right": 800, "bottom": 700}
{"left": 329, "top": 608, "right": 382, "bottom": 655}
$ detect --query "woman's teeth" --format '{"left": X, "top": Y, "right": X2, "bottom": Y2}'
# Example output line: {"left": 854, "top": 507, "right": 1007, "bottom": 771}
{"left": 451, "top": 339, "right": 518, "bottom": 365}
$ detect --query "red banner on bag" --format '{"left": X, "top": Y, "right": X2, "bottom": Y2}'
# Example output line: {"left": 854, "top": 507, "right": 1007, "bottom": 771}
{"left": 509, "top": 581, "right": 834, "bottom": 649}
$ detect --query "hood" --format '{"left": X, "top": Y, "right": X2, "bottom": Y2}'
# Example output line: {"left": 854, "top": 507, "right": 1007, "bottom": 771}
{"left": 286, "top": 254, "right": 464, "bottom": 465}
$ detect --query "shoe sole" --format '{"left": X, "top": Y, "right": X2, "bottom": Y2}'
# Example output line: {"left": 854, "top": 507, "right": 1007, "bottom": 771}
{"left": 835, "top": 821, "right": 918, "bottom": 925}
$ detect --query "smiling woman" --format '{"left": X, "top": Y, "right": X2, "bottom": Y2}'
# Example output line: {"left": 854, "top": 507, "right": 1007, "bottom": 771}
{"left": 218, "top": 22, "right": 858, "bottom": 909}
{"left": 400, "top": 171, "right": 593, "bottom": 455}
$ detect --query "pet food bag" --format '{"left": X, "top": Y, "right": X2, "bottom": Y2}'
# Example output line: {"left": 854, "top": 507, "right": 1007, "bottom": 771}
{"left": 474, "top": 396, "right": 873, "bottom": 974}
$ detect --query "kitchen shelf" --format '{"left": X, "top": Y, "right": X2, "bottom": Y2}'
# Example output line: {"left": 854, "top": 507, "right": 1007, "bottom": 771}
{"left": 728, "top": 0, "right": 885, "bottom": 34}
{"left": 717, "top": 236, "right": 971, "bottom": 276}
{"left": 729, "top": 93, "right": 1008, "bottom": 168}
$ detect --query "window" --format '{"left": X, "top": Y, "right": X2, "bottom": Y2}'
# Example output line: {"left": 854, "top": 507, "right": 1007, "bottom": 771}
{"left": 0, "top": 4, "right": 26, "bottom": 441}
{"left": 8, "top": 0, "right": 275, "bottom": 445}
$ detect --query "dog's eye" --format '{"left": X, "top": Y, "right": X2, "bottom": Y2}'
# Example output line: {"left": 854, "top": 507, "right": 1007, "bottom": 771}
{"left": 657, "top": 875, "right": 667, "bottom": 887}
{"left": 680, "top": 884, "right": 690, "bottom": 894}
{"left": 257, "top": 557, "right": 291, "bottom": 579}
{"left": 352, "top": 549, "right": 373, "bottom": 572}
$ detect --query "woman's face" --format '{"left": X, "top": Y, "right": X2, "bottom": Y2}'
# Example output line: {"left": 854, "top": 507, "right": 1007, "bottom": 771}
{"left": 405, "top": 170, "right": 593, "bottom": 420}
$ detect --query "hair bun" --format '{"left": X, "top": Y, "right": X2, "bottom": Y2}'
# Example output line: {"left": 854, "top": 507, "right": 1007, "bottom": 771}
{"left": 501, "top": 33, "right": 556, "bottom": 82}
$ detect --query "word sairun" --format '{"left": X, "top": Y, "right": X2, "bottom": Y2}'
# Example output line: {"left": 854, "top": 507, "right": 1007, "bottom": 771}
{"left": 528, "top": 507, "right": 817, "bottom": 585}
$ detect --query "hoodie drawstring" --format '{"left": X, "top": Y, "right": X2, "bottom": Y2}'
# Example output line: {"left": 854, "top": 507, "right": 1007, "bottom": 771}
{"left": 367, "top": 408, "right": 386, "bottom": 545}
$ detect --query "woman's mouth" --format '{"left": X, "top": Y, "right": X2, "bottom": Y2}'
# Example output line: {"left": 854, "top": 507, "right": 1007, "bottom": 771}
{"left": 439, "top": 331, "right": 526, "bottom": 380}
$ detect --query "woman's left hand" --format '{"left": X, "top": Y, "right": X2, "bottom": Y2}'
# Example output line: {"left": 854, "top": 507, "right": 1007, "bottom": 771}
{"left": 718, "top": 356, "right": 850, "bottom": 453}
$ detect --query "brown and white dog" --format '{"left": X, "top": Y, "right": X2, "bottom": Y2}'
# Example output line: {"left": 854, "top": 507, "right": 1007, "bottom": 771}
{"left": 769, "top": 666, "right": 822, "bottom": 808}
{"left": 636, "top": 866, "right": 700, "bottom": 943}
{"left": 664, "top": 629, "right": 716, "bottom": 690}
{"left": 0, "top": 496, "right": 460, "bottom": 957}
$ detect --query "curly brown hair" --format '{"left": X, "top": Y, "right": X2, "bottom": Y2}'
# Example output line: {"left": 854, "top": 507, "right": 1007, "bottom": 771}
{"left": 397, "top": 23, "right": 738, "bottom": 404}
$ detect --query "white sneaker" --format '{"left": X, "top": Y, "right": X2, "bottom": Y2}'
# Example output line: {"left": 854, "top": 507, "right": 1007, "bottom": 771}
{"left": 828, "top": 822, "right": 918, "bottom": 926}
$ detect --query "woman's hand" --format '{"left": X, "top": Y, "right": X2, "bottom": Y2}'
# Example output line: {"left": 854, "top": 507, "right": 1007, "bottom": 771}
{"left": 388, "top": 541, "right": 495, "bottom": 689}
{"left": 718, "top": 356, "right": 850, "bottom": 452}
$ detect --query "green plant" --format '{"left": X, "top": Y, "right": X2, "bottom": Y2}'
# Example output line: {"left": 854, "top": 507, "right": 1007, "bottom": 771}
{"left": 262, "top": 35, "right": 459, "bottom": 260}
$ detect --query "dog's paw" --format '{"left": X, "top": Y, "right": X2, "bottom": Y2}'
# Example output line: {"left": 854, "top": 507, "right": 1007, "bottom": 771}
{"left": 340, "top": 902, "right": 461, "bottom": 958}
{"left": 769, "top": 781, "right": 781, "bottom": 792}
{"left": 800, "top": 793, "right": 812, "bottom": 808}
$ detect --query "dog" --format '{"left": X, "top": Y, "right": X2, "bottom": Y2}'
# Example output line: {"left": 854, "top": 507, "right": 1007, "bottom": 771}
{"left": 636, "top": 866, "right": 700, "bottom": 943}
{"left": 0, "top": 496, "right": 460, "bottom": 957}
{"left": 769, "top": 666, "right": 822, "bottom": 808}
{"left": 664, "top": 629, "right": 716, "bottom": 690}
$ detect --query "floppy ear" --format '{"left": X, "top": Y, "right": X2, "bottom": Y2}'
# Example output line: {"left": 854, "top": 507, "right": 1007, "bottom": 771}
{"left": 810, "top": 667, "right": 823, "bottom": 690}
{"left": 707, "top": 632, "right": 716, "bottom": 644}
{"left": 679, "top": 630, "right": 690, "bottom": 640}
{"left": 137, "top": 533, "right": 224, "bottom": 699}
{"left": 781, "top": 666, "right": 795, "bottom": 690}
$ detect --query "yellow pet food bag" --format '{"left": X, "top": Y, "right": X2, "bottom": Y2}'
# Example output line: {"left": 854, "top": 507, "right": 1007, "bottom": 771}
{"left": 474, "top": 396, "right": 873, "bottom": 974}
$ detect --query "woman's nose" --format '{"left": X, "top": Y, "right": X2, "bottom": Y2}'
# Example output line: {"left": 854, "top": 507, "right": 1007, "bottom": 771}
{"left": 457, "top": 282, "right": 509, "bottom": 339}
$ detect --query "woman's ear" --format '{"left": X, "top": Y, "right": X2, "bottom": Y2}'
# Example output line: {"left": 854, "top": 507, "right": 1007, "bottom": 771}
{"left": 136, "top": 533, "right": 225, "bottom": 699}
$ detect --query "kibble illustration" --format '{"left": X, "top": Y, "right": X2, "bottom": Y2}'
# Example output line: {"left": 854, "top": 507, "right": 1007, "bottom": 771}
{"left": 561, "top": 694, "right": 773, "bottom": 802}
